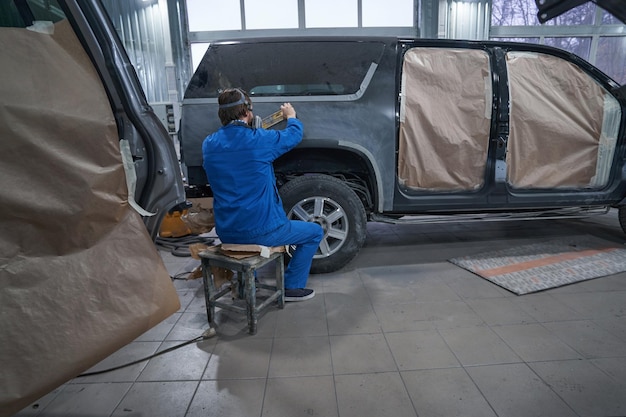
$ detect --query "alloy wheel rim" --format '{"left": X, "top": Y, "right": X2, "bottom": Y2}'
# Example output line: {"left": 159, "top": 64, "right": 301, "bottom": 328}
{"left": 288, "top": 196, "right": 349, "bottom": 258}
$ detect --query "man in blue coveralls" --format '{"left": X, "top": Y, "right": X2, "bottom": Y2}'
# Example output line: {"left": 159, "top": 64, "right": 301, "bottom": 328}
{"left": 202, "top": 88, "right": 324, "bottom": 301}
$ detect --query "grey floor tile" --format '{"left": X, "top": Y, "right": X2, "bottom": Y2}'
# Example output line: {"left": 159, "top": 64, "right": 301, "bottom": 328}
{"left": 325, "top": 291, "right": 382, "bottom": 335}
{"left": 591, "top": 357, "right": 626, "bottom": 382}
{"left": 542, "top": 320, "right": 626, "bottom": 358}
{"left": 573, "top": 271, "right": 626, "bottom": 292}
{"left": 439, "top": 326, "right": 521, "bottom": 366}
{"left": 361, "top": 264, "right": 462, "bottom": 304}
{"left": 466, "top": 298, "right": 537, "bottom": 326}
{"left": 466, "top": 363, "right": 577, "bottom": 417}
{"left": 169, "top": 257, "right": 201, "bottom": 278}
{"left": 111, "top": 381, "right": 198, "bottom": 417}
{"left": 36, "top": 383, "right": 131, "bottom": 417}
{"left": 134, "top": 312, "right": 181, "bottom": 342}
{"left": 593, "top": 316, "right": 626, "bottom": 342}
{"left": 175, "top": 290, "right": 197, "bottom": 312}
{"left": 268, "top": 336, "right": 332, "bottom": 377}
{"left": 318, "top": 269, "right": 363, "bottom": 291}
{"left": 210, "top": 306, "right": 279, "bottom": 338}
{"left": 262, "top": 376, "right": 338, "bottom": 417}
{"left": 374, "top": 300, "right": 484, "bottom": 332}
{"left": 492, "top": 323, "right": 582, "bottom": 362}
{"left": 350, "top": 245, "right": 424, "bottom": 269}
{"left": 165, "top": 311, "right": 213, "bottom": 341}
{"left": 137, "top": 339, "right": 215, "bottom": 381}
{"left": 529, "top": 359, "right": 626, "bottom": 417}
{"left": 323, "top": 280, "right": 370, "bottom": 301}
{"left": 74, "top": 341, "right": 161, "bottom": 383}
{"left": 552, "top": 291, "right": 626, "bottom": 319}
{"left": 512, "top": 293, "right": 584, "bottom": 323}
{"left": 402, "top": 368, "right": 497, "bottom": 417}
{"left": 186, "top": 379, "right": 265, "bottom": 417}
{"left": 329, "top": 333, "right": 397, "bottom": 374}
{"left": 446, "top": 273, "right": 510, "bottom": 300}
{"left": 335, "top": 372, "right": 417, "bottom": 417}
{"left": 274, "top": 296, "right": 328, "bottom": 338}
{"left": 351, "top": 241, "right": 474, "bottom": 269}
{"left": 13, "top": 386, "right": 65, "bottom": 417}
{"left": 160, "top": 251, "right": 196, "bottom": 276}
{"left": 385, "top": 330, "right": 460, "bottom": 371}
{"left": 183, "top": 286, "right": 210, "bottom": 313}
{"left": 203, "top": 337, "right": 272, "bottom": 380}
{"left": 174, "top": 282, "right": 203, "bottom": 312}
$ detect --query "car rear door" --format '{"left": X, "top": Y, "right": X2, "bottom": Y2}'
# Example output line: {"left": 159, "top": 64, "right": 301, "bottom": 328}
{"left": 393, "top": 40, "right": 502, "bottom": 212}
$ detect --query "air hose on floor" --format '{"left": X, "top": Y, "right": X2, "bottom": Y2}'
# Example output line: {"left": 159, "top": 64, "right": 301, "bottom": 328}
{"left": 155, "top": 235, "right": 215, "bottom": 257}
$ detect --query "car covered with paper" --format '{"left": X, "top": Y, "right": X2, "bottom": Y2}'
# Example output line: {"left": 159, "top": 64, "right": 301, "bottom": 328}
{"left": 0, "top": 0, "right": 185, "bottom": 415}
{"left": 180, "top": 36, "right": 626, "bottom": 274}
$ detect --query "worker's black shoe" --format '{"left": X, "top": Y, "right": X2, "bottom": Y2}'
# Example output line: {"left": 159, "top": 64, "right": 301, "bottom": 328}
{"left": 284, "top": 288, "right": 315, "bottom": 302}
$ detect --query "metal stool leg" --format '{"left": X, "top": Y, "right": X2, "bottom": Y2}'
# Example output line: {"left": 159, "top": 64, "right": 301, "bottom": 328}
{"left": 244, "top": 270, "right": 257, "bottom": 334}
{"left": 202, "top": 261, "right": 217, "bottom": 324}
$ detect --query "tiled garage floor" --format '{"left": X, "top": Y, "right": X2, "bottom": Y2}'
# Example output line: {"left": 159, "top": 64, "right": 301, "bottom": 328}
{"left": 15, "top": 210, "right": 626, "bottom": 417}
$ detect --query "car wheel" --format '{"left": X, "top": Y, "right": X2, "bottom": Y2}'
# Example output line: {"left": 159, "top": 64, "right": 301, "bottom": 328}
{"left": 279, "top": 174, "right": 367, "bottom": 273}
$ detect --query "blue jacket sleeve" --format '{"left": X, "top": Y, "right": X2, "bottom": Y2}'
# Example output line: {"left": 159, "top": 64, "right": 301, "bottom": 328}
{"left": 260, "top": 118, "right": 303, "bottom": 160}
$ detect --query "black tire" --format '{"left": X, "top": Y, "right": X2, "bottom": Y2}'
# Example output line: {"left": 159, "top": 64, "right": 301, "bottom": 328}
{"left": 279, "top": 174, "right": 367, "bottom": 273}
{"left": 619, "top": 206, "right": 626, "bottom": 234}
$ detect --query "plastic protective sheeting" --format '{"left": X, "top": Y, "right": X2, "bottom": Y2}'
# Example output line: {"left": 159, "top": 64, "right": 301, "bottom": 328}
{"left": 0, "top": 20, "right": 180, "bottom": 416}
{"left": 506, "top": 51, "right": 621, "bottom": 189}
{"left": 398, "top": 48, "right": 492, "bottom": 191}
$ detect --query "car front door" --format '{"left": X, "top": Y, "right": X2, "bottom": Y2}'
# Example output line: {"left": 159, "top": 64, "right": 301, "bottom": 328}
{"left": 501, "top": 45, "right": 626, "bottom": 209}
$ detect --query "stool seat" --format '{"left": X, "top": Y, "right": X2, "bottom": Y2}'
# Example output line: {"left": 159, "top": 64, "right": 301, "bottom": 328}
{"left": 199, "top": 246, "right": 285, "bottom": 334}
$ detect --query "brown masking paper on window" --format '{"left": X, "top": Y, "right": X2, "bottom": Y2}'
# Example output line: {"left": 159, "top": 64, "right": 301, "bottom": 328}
{"left": 0, "top": 21, "right": 180, "bottom": 416}
{"left": 398, "top": 48, "right": 492, "bottom": 191}
{"left": 506, "top": 52, "right": 605, "bottom": 189}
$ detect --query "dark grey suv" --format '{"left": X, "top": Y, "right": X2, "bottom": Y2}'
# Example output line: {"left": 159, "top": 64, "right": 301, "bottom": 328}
{"left": 180, "top": 36, "right": 626, "bottom": 273}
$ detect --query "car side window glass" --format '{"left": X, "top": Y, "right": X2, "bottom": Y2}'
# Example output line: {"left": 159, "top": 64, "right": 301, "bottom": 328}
{"left": 0, "top": 0, "right": 65, "bottom": 27}
{"left": 398, "top": 47, "right": 492, "bottom": 192}
{"left": 184, "top": 41, "right": 385, "bottom": 99}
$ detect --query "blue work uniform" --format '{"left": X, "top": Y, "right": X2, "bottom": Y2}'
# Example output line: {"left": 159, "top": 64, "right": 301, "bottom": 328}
{"left": 202, "top": 118, "right": 323, "bottom": 289}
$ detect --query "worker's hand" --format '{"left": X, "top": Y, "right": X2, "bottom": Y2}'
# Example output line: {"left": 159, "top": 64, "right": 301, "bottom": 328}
{"left": 281, "top": 102, "right": 296, "bottom": 119}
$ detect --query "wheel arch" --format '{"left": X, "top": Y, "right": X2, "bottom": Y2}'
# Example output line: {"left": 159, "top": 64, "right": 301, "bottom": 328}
{"left": 274, "top": 144, "right": 383, "bottom": 214}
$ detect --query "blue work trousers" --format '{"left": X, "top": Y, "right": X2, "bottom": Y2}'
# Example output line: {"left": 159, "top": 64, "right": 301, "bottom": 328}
{"left": 253, "top": 220, "right": 323, "bottom": 289}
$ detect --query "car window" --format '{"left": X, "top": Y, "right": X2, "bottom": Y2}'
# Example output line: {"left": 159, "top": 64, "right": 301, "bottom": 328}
{"left": 184, "top": 40, "right": 386, "bottom": 98}
{"left": 398, "top": 47, "right": 493, "bottom": 192}
{"left": 0, "top": 0, "right": 65, "bottom": 27}
{"left": 505, "top": 51, "right": 621, "bottom": 189}
{"left": 250, "top": 83, "right": 346, "bottom": 96}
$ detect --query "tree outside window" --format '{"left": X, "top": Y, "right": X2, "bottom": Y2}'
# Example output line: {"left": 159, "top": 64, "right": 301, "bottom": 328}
{"left": 490, "top": 0, "right": 626, "bottom": 84}
{"left": 597, "top": 37, "right": 626, "bottom": 84}
{"left": 491, "top": 0, "right": 595, "bottom": 26}
{"left": 545, "top": 37, "right": 592, "bottom": 61}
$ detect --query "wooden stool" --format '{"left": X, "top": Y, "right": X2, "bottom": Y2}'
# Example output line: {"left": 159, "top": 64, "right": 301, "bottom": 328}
{"left": 199, "top": 246, "right": 285, "bottom": 334}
